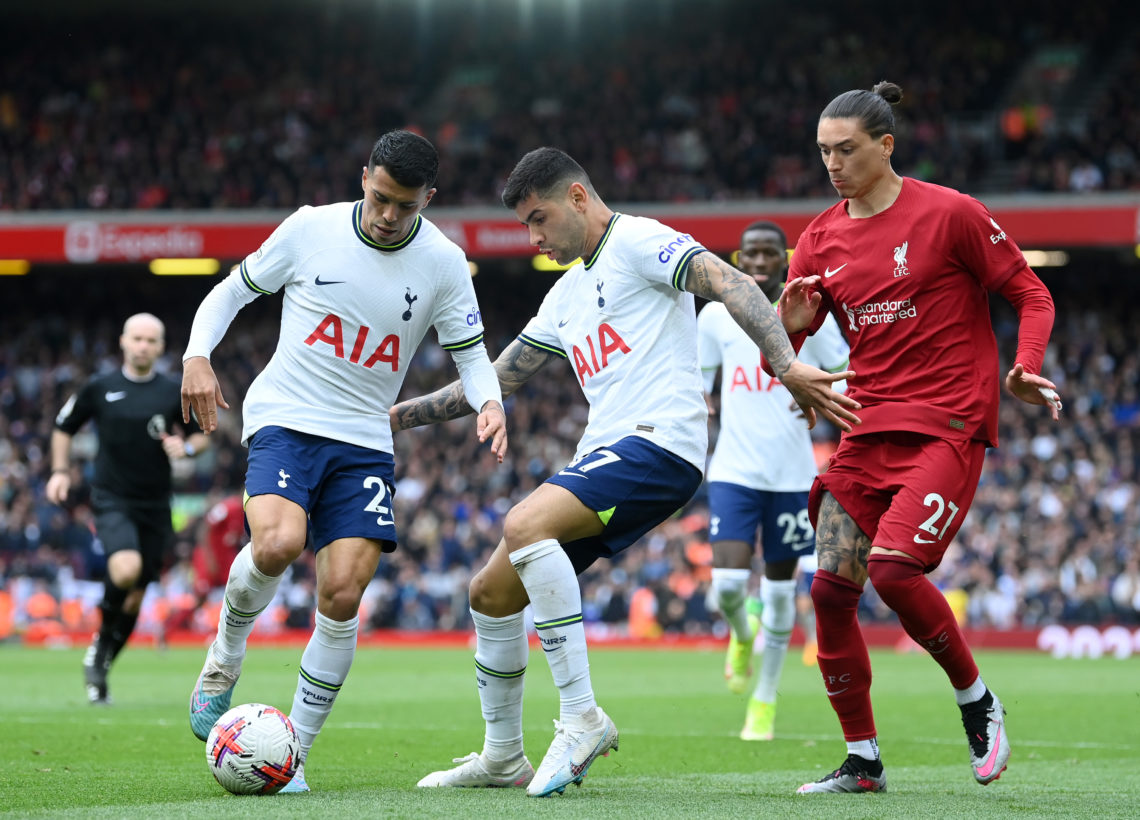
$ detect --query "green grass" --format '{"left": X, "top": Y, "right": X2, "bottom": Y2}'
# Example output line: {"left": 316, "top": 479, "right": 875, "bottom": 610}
{"left": 1, "top": 644, "right": 1137, "bottom": 818}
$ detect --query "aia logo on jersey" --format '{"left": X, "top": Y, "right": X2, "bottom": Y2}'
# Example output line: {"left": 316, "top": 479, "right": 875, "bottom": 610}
{"left": 729, "top": 365, "right": 782, "bottom": 392}
{"left": 572, "top": 322, "right": 631, "bottom": 386}
{"left": 305, "top": 313, "right": 400, "bottom": 371}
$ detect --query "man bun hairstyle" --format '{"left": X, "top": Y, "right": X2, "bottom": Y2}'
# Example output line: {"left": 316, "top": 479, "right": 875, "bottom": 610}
{"left": 820, "top": 81, "right": 904, "bottom": 139}
{"left": 502, "top": 147, "right": 597, "bottom": 209}
{"left": 369, "top": 130, "right": 439, "bottom": 190}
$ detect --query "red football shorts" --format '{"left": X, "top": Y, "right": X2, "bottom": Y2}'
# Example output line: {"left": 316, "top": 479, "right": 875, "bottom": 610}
{"left": 809, "top": 431, "right": 986, "bottom": 570}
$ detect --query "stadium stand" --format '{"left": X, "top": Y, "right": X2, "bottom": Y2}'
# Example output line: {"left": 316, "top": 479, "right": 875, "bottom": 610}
{"left": 1, "top": 0, "right": 1138, "bottom": 641}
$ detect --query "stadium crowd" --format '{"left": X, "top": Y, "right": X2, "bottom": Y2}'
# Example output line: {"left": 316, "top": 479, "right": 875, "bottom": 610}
{"left": 2, "top": 0, "right": 1138, "bottom": 642}
{"left": 1, "top": 264, "right": 1138, "bottom": 641}
{"left": 1, "top": 0, "right": 1137, "bottom": 214}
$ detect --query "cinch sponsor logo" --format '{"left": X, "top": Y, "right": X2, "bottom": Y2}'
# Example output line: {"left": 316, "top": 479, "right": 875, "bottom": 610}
{"left": 64, "top": 221, "right": 204, "bottom": 263}
{"left": 466, "top": 307, "right": 482, "bottom": 326}
{"left": 657, "top": 233, "right": 695, "bottom": 264}
{"left": 841, "top": 298, "right": 917, "bottom": 332}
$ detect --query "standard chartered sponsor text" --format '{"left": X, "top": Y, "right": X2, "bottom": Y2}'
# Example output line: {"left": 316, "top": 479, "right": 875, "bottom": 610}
{"left": 852, "top": 297, "right": 917, "bottom": 325}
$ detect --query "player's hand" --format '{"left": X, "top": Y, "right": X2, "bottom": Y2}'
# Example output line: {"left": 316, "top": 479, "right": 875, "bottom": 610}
{"left": 779, "top": 360, "right": 860, "bottom": 432}
{"left": 1005, "top": 362, "right": 1062, "bottom": 420}
{"left": 46, "top": 471, "right": 71, "bottom": 505}
{"left": 161, "top": 434, "right": 186, "bottom": 460}
{"left": 182, "top": 356, "right": 229, "bottom": 433}
{"left": 477, "top": 400, "right": 508, "bottom": 463}
{"left": 778, "top": 276, "right": 823, "bottom": 334}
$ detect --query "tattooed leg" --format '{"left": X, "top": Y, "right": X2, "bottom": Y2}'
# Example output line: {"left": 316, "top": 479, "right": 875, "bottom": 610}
{"left": 814, "top": 492, "right": 873, "bottom": 585}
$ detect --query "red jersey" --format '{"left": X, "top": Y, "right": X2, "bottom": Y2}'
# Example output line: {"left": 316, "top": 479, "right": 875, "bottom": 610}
{"left": 203, "top": 494, "right": 246, "bottom": 559}
{"left": 789, "top": 178, "right": 1033, "bottom": 447}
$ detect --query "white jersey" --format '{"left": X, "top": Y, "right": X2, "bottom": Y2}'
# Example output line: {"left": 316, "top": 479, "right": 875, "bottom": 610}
{"left": 698, "top": 301, "right": 849, "bottom": 491}
{"left": 236, "top": 202, "right": 487, "bottom": 451}
{"left": 518, "top": 213, "right": 709, "bottom": 470}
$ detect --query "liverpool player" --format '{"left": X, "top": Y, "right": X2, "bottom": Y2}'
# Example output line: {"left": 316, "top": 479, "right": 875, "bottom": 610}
{"left": 782, "top": 82, "right": 1061, "bottom": 795}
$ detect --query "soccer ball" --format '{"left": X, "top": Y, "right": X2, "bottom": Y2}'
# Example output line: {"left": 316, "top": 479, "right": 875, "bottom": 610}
{"left": 205, "top": 703, "right": 300, "bottom": 795}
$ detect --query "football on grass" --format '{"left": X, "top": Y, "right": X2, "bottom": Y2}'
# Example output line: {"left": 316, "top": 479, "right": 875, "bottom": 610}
{"left": 205, "top": 703, "right": 300, "bottom": 795}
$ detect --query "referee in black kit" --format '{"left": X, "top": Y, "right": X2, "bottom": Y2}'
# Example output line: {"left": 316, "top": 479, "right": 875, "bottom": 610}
{"left": 46, "top": 313, "right": 211, "bottom": 704}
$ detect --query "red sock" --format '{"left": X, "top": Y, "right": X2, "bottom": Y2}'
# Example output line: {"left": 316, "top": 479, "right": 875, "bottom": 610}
{"left": 868, "top": 556, "right": 979, "bottom": 689}
{"left": 811, "top": 569, "right": 876, "bottom": 740}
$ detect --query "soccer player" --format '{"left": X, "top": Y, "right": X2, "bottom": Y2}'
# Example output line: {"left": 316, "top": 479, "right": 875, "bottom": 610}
{"left": 781, "top": 82, "right": 1062, "bottom": 794}
{"left": 165, "top": 492, "right": 246, "bottom": 633}
{"left": 397, "top": 147, "right": 859, "bottom": 797}
{"left": 697, "top": 220, "right": 849, "bottom": 741}
{"left": 46, "top": 312, "right": 209, "bottom": 705}
{"left": 180, "top": 130, "right": 505, "bottom": 793}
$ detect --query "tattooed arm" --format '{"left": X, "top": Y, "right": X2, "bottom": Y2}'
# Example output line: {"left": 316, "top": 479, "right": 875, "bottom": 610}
{"left": 391, "top": 339, "right": 560, "bottom": 431}
{"left": 684, "top": 251, "right": 860, "bottom": 432}
{"left": 684, "top": 252, "right": 797, "bottom": 377}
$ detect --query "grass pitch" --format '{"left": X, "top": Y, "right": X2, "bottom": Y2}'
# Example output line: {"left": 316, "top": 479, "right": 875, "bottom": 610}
{"left": 1, "top": 643, "right": 1136, "bottom": 818}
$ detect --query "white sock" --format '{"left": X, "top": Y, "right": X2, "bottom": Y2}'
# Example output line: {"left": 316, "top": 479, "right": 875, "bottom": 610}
{"left": 752, "top": 577, "right": 796, "bottom": 702}
{"left": 847, "top": 737, "right": 880, "bottom": 762}
{"left": 289, "top": 611, "right": 358, "bottom": 763}
{"left": 954, "top": 675, "right": 987, "bottom": 705}
{"left": 509, "top": 539, "right": 594, "bottom": 721}
{"left": 711, "top": 567, "right": 753, "bottom": 641}
{"left": 214, "top": 544, "right": 282, "bottom": 664}
{"left": 471, "top": 609, "right": 528, "bottom": 764}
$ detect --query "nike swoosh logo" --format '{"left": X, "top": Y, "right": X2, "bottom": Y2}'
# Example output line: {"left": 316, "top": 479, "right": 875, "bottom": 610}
{"left": 315, "top": 276, "right": 345, "bottom": 286}
{"left": 825, "top": 687, "right": 849, "bottom": 696}
{"left": 558, "top": 319, "right": 570, "bottom": 327}
{"left": 375, "top": 517, "right": 394, "bottom": 527}
{"left": 302, "top": 697, "right": 329, "bottom": 706}
{"left": 191, "top": 689, "right": 210, "bottom": 713}
{"left": 823, "top": 263, "right": 848, "bottom": 278}
{"left": 913, "top": 534, "right": 937, "bottom": 544}
{"left": 975, "top": 725, "right": 1003, "bottom": 778}
{"left": 105, "top": 391, "right": 127, "bottom": 402}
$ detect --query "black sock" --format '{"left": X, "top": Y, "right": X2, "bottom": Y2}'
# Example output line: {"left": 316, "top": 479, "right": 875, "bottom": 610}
{"left": 106, "top": 609, "right": 140, "bottom": 663}
{"left": 962, "top": 689, "right": 994, "bottom": 712}
{"left": 97, "top": 581, "right": 131, "bottom": 665}
{"left": 851, "top": 754, "right": 884, "bottom": 776}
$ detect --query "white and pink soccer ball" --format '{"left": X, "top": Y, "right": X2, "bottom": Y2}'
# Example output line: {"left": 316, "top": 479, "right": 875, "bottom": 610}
{"left": 205, "top": 703, "right": 300, "bottom": 795}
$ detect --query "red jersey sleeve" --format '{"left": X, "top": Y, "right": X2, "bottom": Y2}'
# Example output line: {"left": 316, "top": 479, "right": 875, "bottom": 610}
{"left": 949, "top": 196, "right": 1027, "bottom": 292}
{"left": 997, "top": 266, "right": 1055, "bottom": 375}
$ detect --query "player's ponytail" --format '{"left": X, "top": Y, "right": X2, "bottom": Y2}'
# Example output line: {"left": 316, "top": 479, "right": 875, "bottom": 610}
{"left": 820, "top": 81, "right": 903, "bottom": 139}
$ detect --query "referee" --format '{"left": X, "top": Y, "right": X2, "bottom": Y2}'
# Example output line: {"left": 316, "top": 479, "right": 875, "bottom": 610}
{"left": 46, "top": 313, "right": 210, "bottom": 704}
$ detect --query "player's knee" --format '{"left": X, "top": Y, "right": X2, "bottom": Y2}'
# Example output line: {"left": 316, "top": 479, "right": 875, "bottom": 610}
{"left": 249, "top": 532, "right": 304, "bottom": 575}
{"left": 500, "top": 505, "right": 534, "bottom": 549}
{"left": 469, "top": 568, "right": 523, "bottom": 618}
{"left": 867, "top": 557, "right": 923, "bottom": 608}
{"left": 107, "top": 551, "right": 142, "bottom": 588}
{"left": 316, "top": 584, "right": 364, "bottom": 622}
{"left": 810, "top": 570, "right": 863, "bottom": 611}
